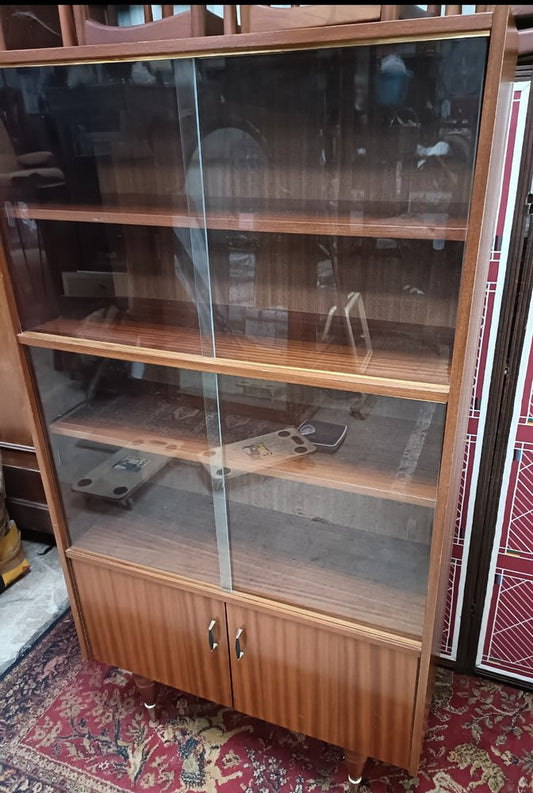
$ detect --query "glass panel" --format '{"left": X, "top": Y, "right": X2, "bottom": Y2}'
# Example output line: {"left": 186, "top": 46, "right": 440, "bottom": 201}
{"left": 5, "top": 220, "right": 211, "bottom": 349}
{"left": 215, "top": 374, "right": 446, "bottom": 637}
{"left": 0, "top": 60, "right": 189, "bottom": 209}
{"left": 0, "top": 58, "right": 221, "bottom": 359}
{"left": 29, "top": 347, "right": 229, "bottom": 585}
{"left": 0, "top": 38, "right": 487, "bottom": 381}
{"left": 194, "top": 37, "right": 487, "bottom": 380}
{"left": 206, "top": 230, "right": 462, "bottom": 384}
{"left": 194, "top": 38, "right": 487, "bottom": 221}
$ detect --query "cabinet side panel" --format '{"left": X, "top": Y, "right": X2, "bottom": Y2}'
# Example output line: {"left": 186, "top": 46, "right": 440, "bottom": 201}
{"left": 227, "top": 604, "right": 419, "bottom": 770}
{"left": 411, "top": 7, "right": 518, "bottom": 772}
{"left": 0, "top": 274, "right": 33, "bottom": 447}
{"left": 71, "top": 559, "right": 233, "bottom": 708}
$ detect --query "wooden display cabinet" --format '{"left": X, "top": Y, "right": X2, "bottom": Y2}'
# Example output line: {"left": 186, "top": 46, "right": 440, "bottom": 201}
{"left": 0, "top": 9, "right": 517, "bottom": 788}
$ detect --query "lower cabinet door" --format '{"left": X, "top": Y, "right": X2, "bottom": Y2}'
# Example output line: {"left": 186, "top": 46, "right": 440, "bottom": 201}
{"left": 71, "top": 558, "right": 233, "bottom": 707}
{"left": 226, "top": 604, "right": 419, "bottom": 770}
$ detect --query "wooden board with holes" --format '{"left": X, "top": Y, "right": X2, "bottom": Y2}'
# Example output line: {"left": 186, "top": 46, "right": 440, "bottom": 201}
{"left": 203, "top": 427, "right": 316, "bottom": 482}
{"left": 72, "top": 448, "right": 169, "bottom": 501}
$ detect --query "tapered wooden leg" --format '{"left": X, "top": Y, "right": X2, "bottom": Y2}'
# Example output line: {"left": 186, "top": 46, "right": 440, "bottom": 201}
{"left": 345, "top": 751, "right": 366, "bottom": 792}
{"left": 132, "top": 674, "right": 159, "bottom": 721}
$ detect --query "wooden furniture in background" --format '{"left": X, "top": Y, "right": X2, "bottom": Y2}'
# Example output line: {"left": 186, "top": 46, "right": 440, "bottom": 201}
{"left": 0, "top": 238, "right": 52, "bottom": 536}
{"left": 511, "top": 5, "right": 533, "bottom": 55}
{"left": 239, "top": 5, "right": 382, "bottom": 33}
{"left": 0, "top": 5, "right": 511, "bottom": 51}
{"left": 2, "top": 449, "right": 53, "bottom": 537}
{"left": 0, "top": 5, "right": 75, "bottom": 49}
{"left": 236, "top": 4, "right": 497, "bottom": 33}
{"left": 0, "top": 8, "right": 517, "bottom": 790}
{"left": 72, "top": 5, "right": 223, "bottom": 46}
{"left": 0, "top": 266, "right": 32, "bottom": 449}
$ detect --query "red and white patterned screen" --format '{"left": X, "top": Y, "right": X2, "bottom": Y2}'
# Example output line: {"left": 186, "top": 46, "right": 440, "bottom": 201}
{"left": 477, "top": 276, "right": 533, "bottom": 682}
{"left": 440, "top": 82, "right": 531, "bottom": 682}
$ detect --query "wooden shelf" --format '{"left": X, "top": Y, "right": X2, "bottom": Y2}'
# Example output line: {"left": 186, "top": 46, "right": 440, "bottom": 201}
{"left": 65, "top": 489, "right": 428, "bottom": 638}
{"left": 50, "top": 394, "right": 439, "bottom": 508}
{"left": 10, "top": 202, "right": 467, "bottom": 241}
{"left": 20, "top": 317, "right": 450, "bottom": 401}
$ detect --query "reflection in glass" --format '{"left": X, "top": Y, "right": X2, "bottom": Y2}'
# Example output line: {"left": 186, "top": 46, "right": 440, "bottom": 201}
{"left": 215, "top": 374, "right": 446, "bottom": 637}
{"left": 6, "top": 220, "right": 212, "bottom": 354}
{"left": 0, "top": 60, "right": 187, "bottom": 209}
{"left": 1, "top": 38, "right": 488, "bottom": 383}
{"left": 207, "top": 231, "right": 463, "bottom": 382}
{"left": 195, "top": 38, "right": 487, "bottom": 220}
{"left": 30, "top": 348, "right": 226, "bottom": 584}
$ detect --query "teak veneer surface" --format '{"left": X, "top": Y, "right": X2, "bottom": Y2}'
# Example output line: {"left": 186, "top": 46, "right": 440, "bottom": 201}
{"left": 65, "top": 495, "right": 428, "bottom": 637}
{"left": 239, "top": 4, "right": 382, "bottom": 34}
{"left": 226, "top": 602, "right": 418, "bottom": 769}
{"left": 72, "top": 555, "right": 418, "bottom": 769}
{"left": 71, "top": 559, "right": 233, "bottom": 708}
{"left": 10, "top": 203, "right": 467, "bottom": 241}
{"left": 50, "top": 396, "right": 439, "bottom": 507}
{"left": 21, "top": 319, "right": 451, "bottom": 401}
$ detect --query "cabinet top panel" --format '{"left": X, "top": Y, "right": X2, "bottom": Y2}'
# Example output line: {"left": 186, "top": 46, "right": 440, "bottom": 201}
{"left": 0, "top": 14, "right": 492, "bottom": 68}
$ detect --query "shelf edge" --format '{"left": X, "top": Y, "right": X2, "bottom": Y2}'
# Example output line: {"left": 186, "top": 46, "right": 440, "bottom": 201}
{"left": 19, "top": 330, "right": 451, "bottom": 402}
{"left": 10, "top": 204, "right": 467, "bottom": 241}
{"left": 50, "top": 416, "right": 437, "bottom": 508}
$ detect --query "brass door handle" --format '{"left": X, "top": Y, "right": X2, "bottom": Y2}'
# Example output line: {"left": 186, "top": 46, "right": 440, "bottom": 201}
{"left": 235, "top": 627, "right": 245, "bottom": 660}
{"left": 208, "top": 619, "right": 218, "bottom": 651}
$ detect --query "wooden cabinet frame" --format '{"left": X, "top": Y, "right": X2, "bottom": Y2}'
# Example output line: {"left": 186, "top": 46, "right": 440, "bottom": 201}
{"left": 0, "top": 6, "right": 517, "bottom": 783}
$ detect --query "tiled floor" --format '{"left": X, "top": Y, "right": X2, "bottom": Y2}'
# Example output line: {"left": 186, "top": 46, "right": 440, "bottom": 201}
{"left": 0, "top": 536, "right": 69, "bottom": 676}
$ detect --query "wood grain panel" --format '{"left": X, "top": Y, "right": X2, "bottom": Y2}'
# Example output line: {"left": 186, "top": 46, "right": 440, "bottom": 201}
{"left": 72, "top": 558, "right": 233, "bottom": 707}
{"left": 240, "top": 5, "right": 381, "bottom": 34}
{"left": 83, "top": 10, "right": 216, "bottom": 44}
{"left": 11, "top": 203, "right": 467, "bottom": 241}
{"left": 0, "top": 270, "right": 33, "bottom": 447}
{"left": 0, "top": 14, "right": 492, "bottom": 67}
{"left": 50, "top": 404, "right": 438, "bottom": 508}
{"left": 2, "top": 449, "right": 41, "bottom": 481}
{"left": 68, "top": 548, "right": 422, "bottom": 652}
{"left": 66, "top": 498, "right": 427, "bottom": 639}
{"left": 19, "top": 321, "right": 450, "bottom": 402}
{"left": 226, "top": 604, "right": 419, "bottom": 769}
{"left": 409, "top": 4, "right": 517, "bottom": 773}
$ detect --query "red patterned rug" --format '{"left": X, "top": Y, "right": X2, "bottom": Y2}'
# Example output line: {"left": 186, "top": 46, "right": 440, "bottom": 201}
{"left": 1, "top": 612, "right": 532, "bottom": 792}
